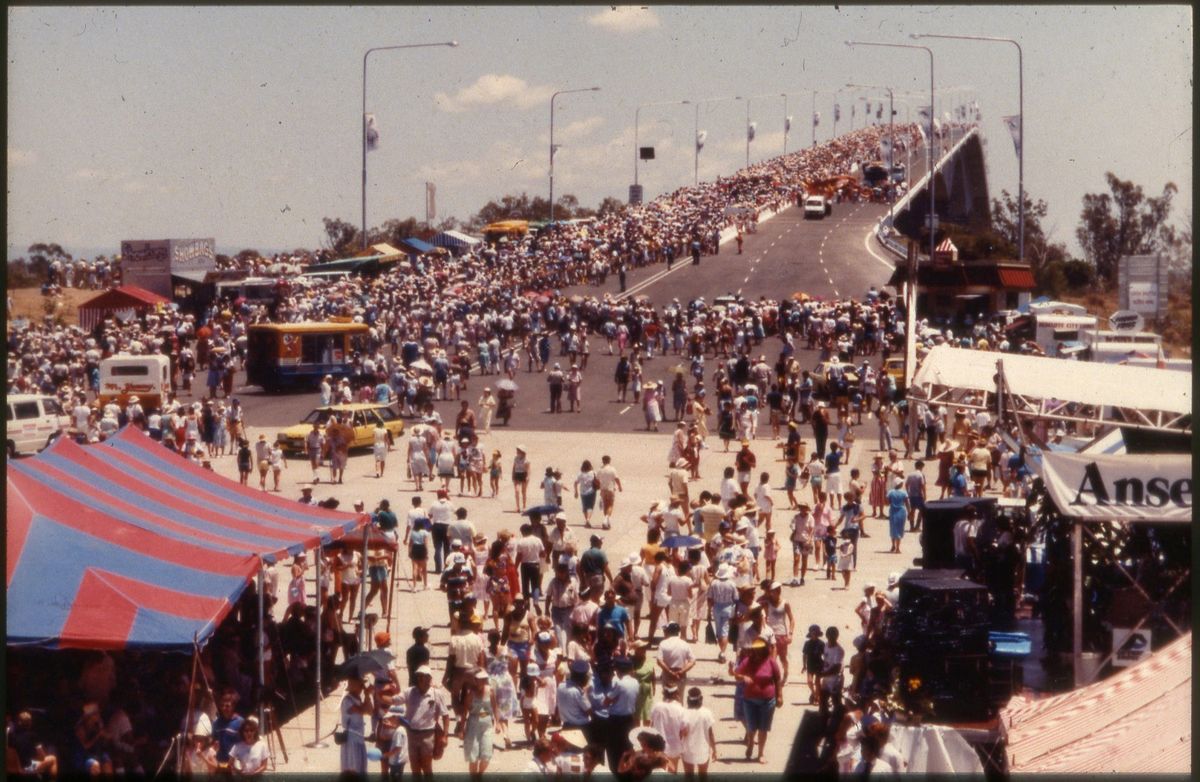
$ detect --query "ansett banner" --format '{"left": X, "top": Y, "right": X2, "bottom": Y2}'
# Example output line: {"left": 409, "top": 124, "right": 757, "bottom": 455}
{"left": 1042, "top": 451, "right": 1192, "bottom": 522}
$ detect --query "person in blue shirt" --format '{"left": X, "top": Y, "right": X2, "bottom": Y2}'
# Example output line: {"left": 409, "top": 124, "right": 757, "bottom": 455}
{"left": 597, "top": 589, "right": 631, "bottom": 642}
{"left": 211, "top": 690, "right": 245, "bottom": 767}
{"left": 556, "top": 661, "right": 593, "bottom": 730}
{"left": 949, "top": 458, "right": 969, "bottom": 497}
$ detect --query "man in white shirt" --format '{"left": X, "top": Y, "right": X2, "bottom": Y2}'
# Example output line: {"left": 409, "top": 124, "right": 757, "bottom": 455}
{"left": 656, "top": 622, "right": 696, "bottom": 690}
{"left": 648, "top": 685, "right": 686, "bottom": 767}
{"left": 679, "top": 687, "right": 718, "bottom": 773}
{"left": 515, "top": 523, "right": 546, "bottom": 603}
{"left": 595, "top": 455, "right": 623, "bottom": 530}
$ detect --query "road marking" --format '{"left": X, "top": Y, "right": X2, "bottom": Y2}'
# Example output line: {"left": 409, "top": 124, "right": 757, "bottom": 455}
{"left": 618, "top": 405, "right": 632, "bottom": 415}
{"left": 861, "top": 223, "right": 898, "bottom": 270}
{"left": 743, "top": 276, "right": 750, "bottom": 283}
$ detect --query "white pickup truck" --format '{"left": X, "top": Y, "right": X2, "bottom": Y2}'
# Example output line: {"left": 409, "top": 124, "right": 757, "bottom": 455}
{"left": 803, "top": 195, "right": 831, "bottom": 219}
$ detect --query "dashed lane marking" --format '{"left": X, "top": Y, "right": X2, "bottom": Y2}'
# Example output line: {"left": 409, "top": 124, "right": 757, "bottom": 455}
{"left": 618, "top": 405, "right": 632, "bottom": 415}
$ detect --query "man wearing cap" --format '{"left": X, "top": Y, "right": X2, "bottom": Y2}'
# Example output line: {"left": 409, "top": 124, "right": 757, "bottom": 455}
{"left": 648, "top": 683, "right": 686, "bottom": 769}
{"left": 556, "top": 659, "right": 593, "bottom": 731}
{"left": 602, "top": 657, "right": 640, "bottom": 770}
{"left": 403, "top": 665, "right": 449, "bottom": 782}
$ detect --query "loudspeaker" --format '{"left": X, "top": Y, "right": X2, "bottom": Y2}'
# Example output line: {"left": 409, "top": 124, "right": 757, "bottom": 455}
{"left": 920, "top": 497, "right": 996, "bottom": 569}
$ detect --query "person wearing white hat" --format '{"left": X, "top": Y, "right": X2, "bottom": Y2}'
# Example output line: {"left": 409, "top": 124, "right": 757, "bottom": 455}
{"left": 707, "top": 564, "right": 738, "bottom": 663}
{"left": 403, "top": 665, "right": 449, "bottom": 779}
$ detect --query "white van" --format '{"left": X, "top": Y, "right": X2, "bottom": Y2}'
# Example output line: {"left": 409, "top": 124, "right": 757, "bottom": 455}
{"left": 98, "top": 354, "right": 172, "bottom": 410}
{"left": 7, "top": 394, "right": 70, "bottom": 456}
{"left": 804, "top": 195, "right": 831, "bottom": 219}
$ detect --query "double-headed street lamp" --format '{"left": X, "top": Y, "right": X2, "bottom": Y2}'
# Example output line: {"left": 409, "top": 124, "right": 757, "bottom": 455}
{"left": 634, "top": 99, "right": 691, "bottom": 198}
{"left": 913, "top": 32, "right": 1024, "bottom": 262}
{"left": 361, "top": 41, "right": 458, "bottom": 250}
{"left": 847, "top": 82, "right": 898, "bottom": 224}
{"left": 549, "top": 86, "right": 601, "bottom": 224}
{"left": 845, "top": 40, "right": 935, "bottom": 268}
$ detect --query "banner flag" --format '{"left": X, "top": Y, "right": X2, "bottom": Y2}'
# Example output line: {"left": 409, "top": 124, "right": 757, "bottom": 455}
{"left": 834, "top": 104, "right": 841, "bottom": 122}
{"left": 747, "top": 122, "right": 757, "bottom": 142}
{"left": 696, "top": 130, "right": 707, "bottom": 152}
{"left": 865, "top": 101, "right": 871, "bottom": 114}
{"left": 876, "top": 106, "right": 883, "bottom": 120}
{"left": 785, "top": 115, "right": 792, "bottom": 133}
{"left": 812, "top": 111, "right": 820, "bottom": 127}
{"left": 917, "top": 105, "right": 931, "bottom": 125}
{"left": 1001, "top": 114, "right": 1022, "bottom": 157}
{"left": 365, "top": 114, "right": 380, "bottom": 150}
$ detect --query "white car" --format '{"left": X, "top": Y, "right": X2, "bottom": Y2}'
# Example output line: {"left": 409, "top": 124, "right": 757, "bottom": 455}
{"left": 7, "top": 394, "right": 70, "bottom": 456}
{"left": 804, "top": 195, "right": 831, "bottom": 219}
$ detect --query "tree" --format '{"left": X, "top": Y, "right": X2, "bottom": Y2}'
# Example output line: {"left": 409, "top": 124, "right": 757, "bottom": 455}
{"left": 373, "top": 217, "right": 421, "bottom": 247}
{"left": 321, "top": 217, "right": 361, "bottom": 256}
{"left": 1076, "top": 173, "right": 1177, "bottom": 284}
{"left": 235, "top": 249, "right": 262, "bottom": 263}
{"left": 596, "top": 196, "right": 626, "bottom": 216}
{"left": 991, "top": 189, "right": 1049, "bottom": 264}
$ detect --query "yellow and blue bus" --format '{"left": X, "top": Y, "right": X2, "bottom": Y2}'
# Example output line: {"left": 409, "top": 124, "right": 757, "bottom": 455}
{"left": 246, "top": 322, "right": 369, "bottom": 392}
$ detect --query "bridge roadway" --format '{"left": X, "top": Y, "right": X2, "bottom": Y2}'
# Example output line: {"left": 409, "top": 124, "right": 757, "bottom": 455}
{"left": 233, "top": 200, "right": 896, "bottom": 436}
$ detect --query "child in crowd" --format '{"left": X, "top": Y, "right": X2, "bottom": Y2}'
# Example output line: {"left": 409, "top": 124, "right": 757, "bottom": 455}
{"left": 763, "top": 531, "right": 779, "bottom": 582}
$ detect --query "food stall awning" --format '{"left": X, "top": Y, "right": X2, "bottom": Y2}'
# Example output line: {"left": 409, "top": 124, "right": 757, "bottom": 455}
{"left": 400, "top": 237, "right": 437, "bottom": 255}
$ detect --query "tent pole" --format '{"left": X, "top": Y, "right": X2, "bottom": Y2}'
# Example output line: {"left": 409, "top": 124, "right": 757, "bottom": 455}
{"left": 177, "top": 641, "right": 200, "bottom": 776}
{"left": 307, "top": 550, "right": 329, "bottom": 747}
{"left": 386, "top": 547, "right": 398, "bottom": 636}
{"left": 257, "top": 563, "right": 266, "bottom": 731}
{"left": 1072, "top": 522, "right": 1084, "bottom": 687}
{"left": 359, "top": 515, "right": 371, "bottom": 652}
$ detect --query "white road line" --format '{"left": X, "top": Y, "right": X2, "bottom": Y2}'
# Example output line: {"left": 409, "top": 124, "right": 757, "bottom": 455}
{"left": 618, "top": 405, "right": 632, "bottom": 415}
{"left": 743, "top": 276, "right": 750, "bottom": 283}
{"left": 861, "top": 224, "right": 898, "bottom": 270}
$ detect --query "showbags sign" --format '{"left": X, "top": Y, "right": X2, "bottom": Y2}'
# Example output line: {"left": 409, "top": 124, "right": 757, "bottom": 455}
{"left": 1041, "top": 451, "right": 1192, "bottom": 523}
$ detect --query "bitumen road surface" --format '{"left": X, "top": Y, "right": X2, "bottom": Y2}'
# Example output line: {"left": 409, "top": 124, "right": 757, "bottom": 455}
{"left": 222, "top": 199, "right": 896, "bottom": 437}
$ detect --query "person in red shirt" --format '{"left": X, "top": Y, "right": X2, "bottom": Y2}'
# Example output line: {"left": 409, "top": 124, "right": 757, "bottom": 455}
{"left": 733, "top": 638, "right": 783, "bottom": 763}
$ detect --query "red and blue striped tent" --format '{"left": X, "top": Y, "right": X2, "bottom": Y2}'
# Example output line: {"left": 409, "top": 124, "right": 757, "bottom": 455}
{"left": 7, "top": 427, "right": 364, "bottom": 651}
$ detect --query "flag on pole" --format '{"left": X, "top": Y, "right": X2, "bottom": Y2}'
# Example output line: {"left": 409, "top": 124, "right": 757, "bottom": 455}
{"left": 1001, "top": 114, "right": 1021, "bottom": 157}
{"left": 696, "top": 130, "right": 707, "bottom": 152}
{"left": 812, "top": 111, "right": 820, "bottom": 127}
{"left": 747, "top": 122, "right": 757, "bottom": 142}
{"left": 851, "top": 104, "right": 856, "bottom": 119}
{"left": 917, "top": 105, "right": 932, "bottom": 125}
{"left": 972, "top": 100, "right": 981, "bottom": 121}
{"left": 785, "top": 115, "right": 792, "bottom": 133}
{"left": 876, "top": 106, "right": 883, "bottom": 121}
{"left": 834, "top": 104, "right": 841, "bottom": 122}
{"left": 916, "top": 123, "right": 927, "bottom": 145}
{"left": 364, "top": 113, "right": 380, "bottom": 150}
{"left": 865, "top": 101, "right": 871, "bottom": 114}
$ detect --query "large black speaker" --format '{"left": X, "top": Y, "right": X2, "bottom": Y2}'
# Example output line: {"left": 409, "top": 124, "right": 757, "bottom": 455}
{"left": 892, "top": 571, "right": 996, "bottom": 721}
{"left": 919, "top": 497, "right": 996, "bottom": 569}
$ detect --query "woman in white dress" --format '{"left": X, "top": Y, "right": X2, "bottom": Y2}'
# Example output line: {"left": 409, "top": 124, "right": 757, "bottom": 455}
{"left": 373, "top": 422, "right": 388, "bottom": 478}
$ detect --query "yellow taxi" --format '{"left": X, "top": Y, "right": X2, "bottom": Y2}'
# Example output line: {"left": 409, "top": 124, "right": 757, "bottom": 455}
{"left": 276, "top": 403, "right": 404, "bottom": 455}
{"left": 883, "top": 356, "right": 906, "bottom": 385}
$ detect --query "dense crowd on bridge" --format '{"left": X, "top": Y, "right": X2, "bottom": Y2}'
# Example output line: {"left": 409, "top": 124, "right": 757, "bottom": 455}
{"left": 10, "top": 120, "right": 1036, "bottom": 777}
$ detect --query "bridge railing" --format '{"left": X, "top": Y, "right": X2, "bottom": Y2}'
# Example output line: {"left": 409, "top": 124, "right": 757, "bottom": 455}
{"left": 874, "top": 126, "right": 981, "bottom": 260}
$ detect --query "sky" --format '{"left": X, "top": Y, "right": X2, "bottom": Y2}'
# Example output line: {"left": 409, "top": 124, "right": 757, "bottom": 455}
{"left": 7, "top": 5, "right": 1193, "bottom": 259}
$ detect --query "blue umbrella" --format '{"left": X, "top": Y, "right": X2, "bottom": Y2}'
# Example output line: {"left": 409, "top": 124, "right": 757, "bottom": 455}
{"left": 661, "top": 535, "right": 703, "bottom": 549}
{"left": 522, "top": 504, "right": 562, "bottom": 517}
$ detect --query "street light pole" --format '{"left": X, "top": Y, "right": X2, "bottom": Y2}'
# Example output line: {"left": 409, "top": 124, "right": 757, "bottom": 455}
{"left": 550, "top": 86, "right": 601, "bottom": 224}
{"left": 845, "top": 40, "right": 935, "bottom": 267}
{"left": 914, "top": 32, "right": 1024, "bottom": 262}
{"left": 692, "top": 96, "right": 743, "bottom": 185}
{"left": 832, "top": 87, "right": 843, "bottom": 139}
{"left": 634, "top": 99, "right": 692, "bottom": 192}
{"left": 362, "top": 41, "right": 458, "bottom": 251}
{"left": 782, "top": 93, "right": 789, "bottom": 155}
{"left": 847, "top": 82, "right": 896, "bottom": 224}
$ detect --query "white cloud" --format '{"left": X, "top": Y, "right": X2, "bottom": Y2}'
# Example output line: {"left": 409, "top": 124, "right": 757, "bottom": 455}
{"left": 433, "top": 74, "right": 555, "bottom": 113}
{"left": 8, "top": 147, "right": 39, "bottom": 167}
{"left": 586, "top": 6, "right": 661, "bottom": 32}
{"left": 542, "top": 115, "right": 606, "bottom": 144}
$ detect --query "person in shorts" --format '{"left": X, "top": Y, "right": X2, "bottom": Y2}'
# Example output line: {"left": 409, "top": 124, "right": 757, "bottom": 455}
{"left": 801, "top": 625, "right": 825, "bottom": 705}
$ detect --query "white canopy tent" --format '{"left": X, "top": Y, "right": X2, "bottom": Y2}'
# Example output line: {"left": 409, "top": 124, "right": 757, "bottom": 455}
{"left": 908, "top": 344, "right": 1191, "bottom": 437}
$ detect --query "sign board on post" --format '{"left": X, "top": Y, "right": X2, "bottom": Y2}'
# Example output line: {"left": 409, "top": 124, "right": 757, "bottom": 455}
{"left": 1108, "top": 310, "right": 1146, "bottom": 332}
{"left": 1118, "top": 254, "right": 1167, "bottom": 319}
{"left": 119, "top": 238, "right": 216, "bottom": 298}
{"left": 628, "top": 184, "right": 644, "bottom": 205}
{"left": 1111, "top": 627, "right": 1152, "bottom": 667}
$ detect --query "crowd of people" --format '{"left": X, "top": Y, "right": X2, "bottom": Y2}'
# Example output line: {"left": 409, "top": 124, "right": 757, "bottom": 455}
{"left": 10, "top": 119, "right": 1035, "bottom": 778}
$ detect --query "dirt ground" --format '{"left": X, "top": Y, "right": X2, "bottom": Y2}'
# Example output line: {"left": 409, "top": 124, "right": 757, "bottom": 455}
{"left": 6, "top": 287, "right": 94, "bottom": 327}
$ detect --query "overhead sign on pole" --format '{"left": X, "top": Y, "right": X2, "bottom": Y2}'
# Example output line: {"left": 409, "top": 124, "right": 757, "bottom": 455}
{"left": 1118, "top": 254, "right": 1168, "bottom": 319}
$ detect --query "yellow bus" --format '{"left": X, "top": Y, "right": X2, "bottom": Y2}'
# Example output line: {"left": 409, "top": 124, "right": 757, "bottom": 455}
{"left": 246, "top": 322, "right": 369, "bottom": 392}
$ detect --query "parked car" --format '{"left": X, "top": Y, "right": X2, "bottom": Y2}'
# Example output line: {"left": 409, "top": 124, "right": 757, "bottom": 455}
{"left": 7, "top": 394, "right": 70, "bottom": 457}
{"left": 810, "top": 360, "right": 859, "bottom": 396}
{"left": 275, "top": 403, "right": 404, "bottom": 455}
